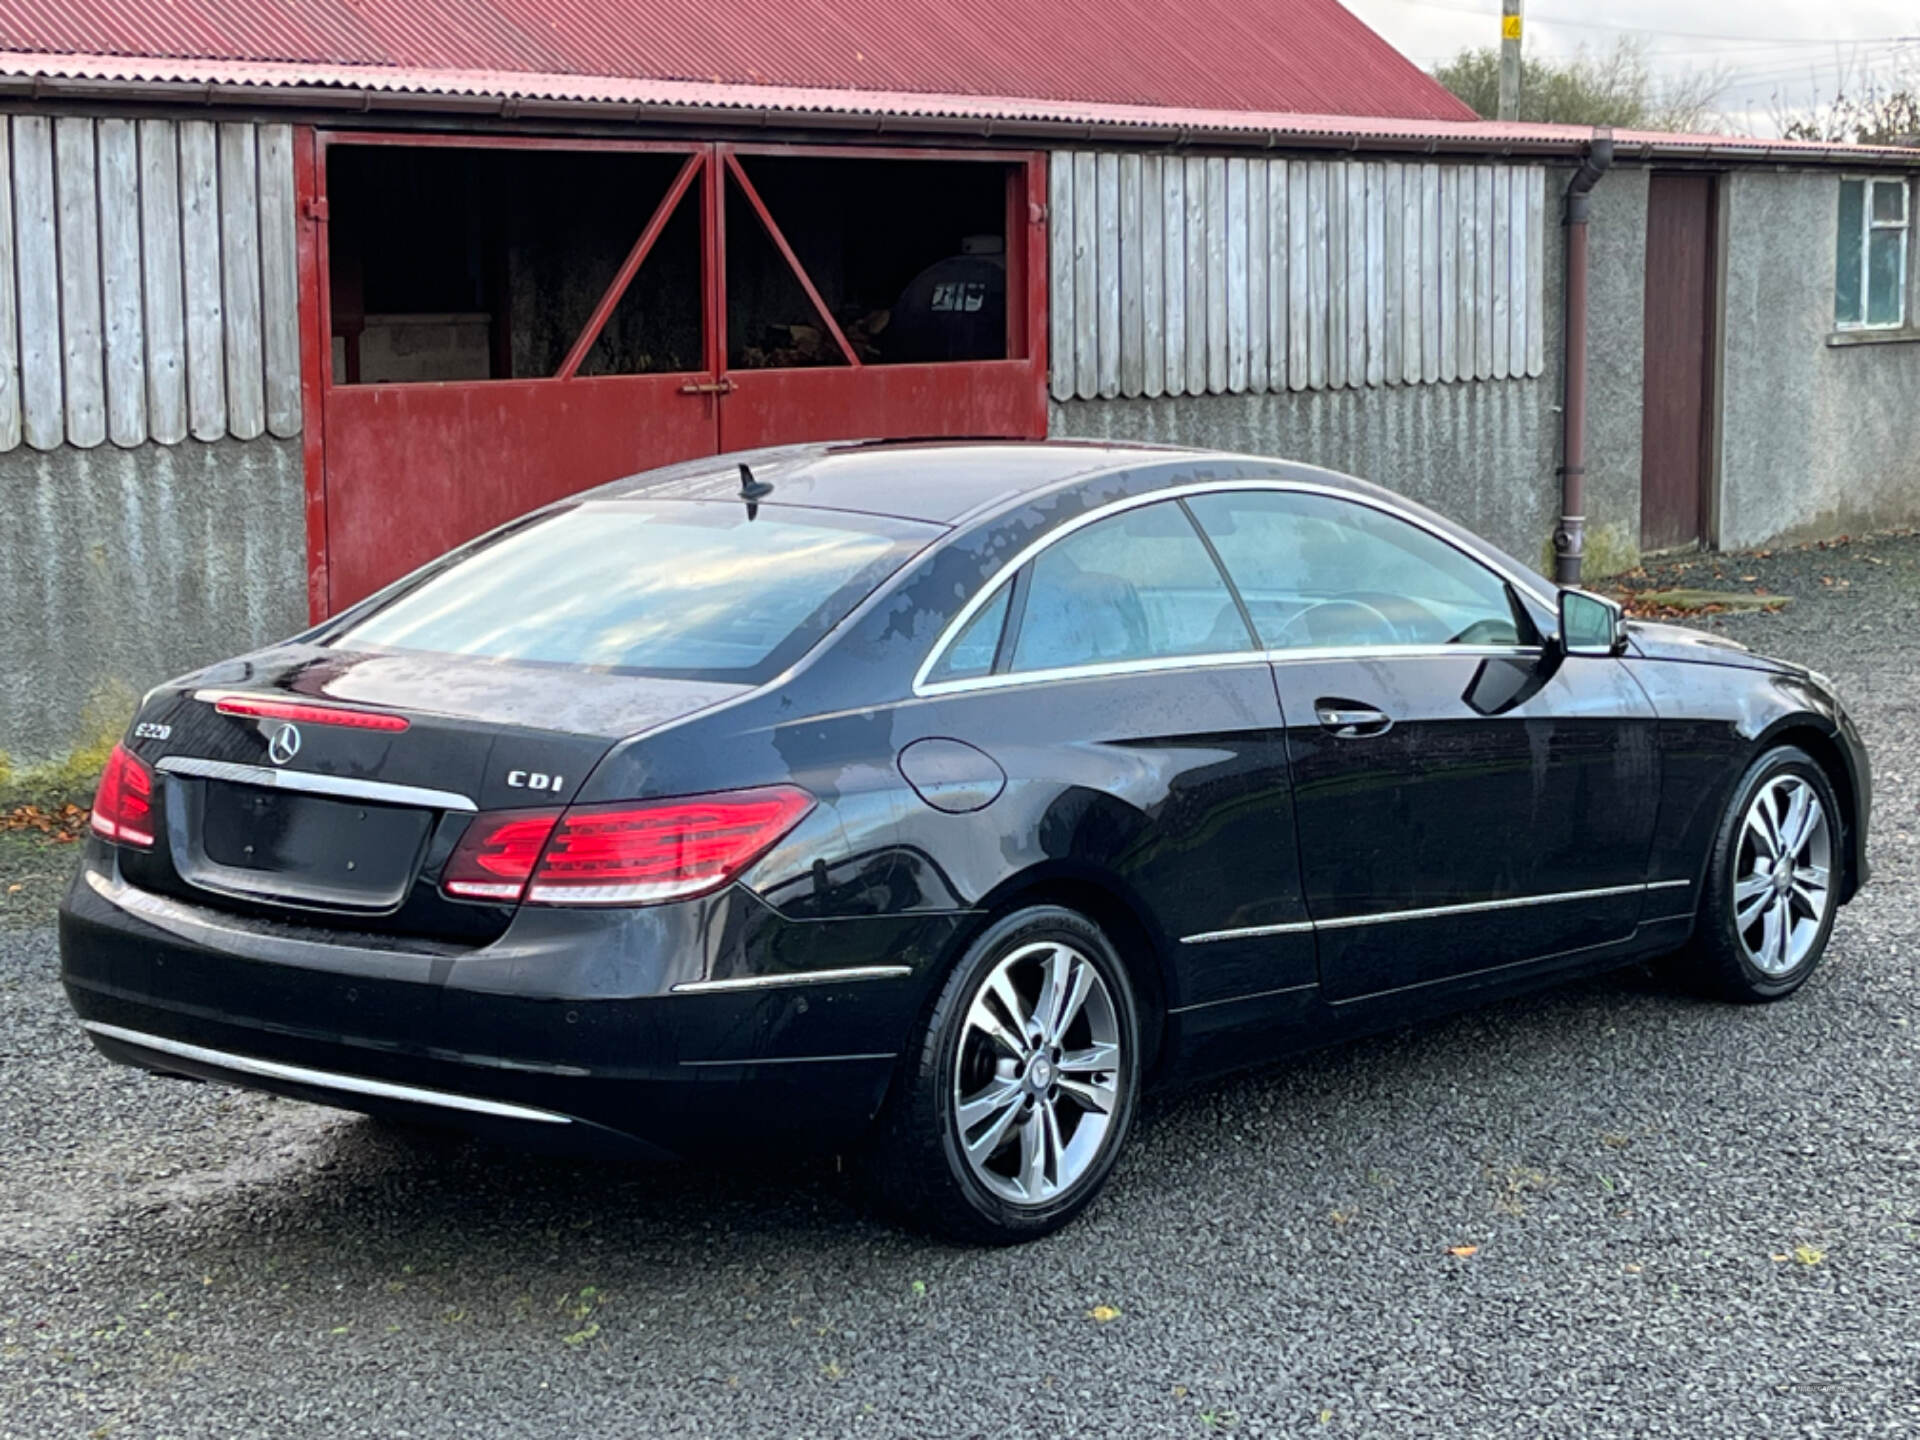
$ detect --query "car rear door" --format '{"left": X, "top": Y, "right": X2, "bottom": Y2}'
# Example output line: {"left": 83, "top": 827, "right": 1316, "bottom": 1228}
{"left": 1186, "top": 487, "right": 1660, "bottom": 1003}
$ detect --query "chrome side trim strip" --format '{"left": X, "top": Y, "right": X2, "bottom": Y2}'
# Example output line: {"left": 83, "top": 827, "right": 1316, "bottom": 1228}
{"left": 80, "top": 1021, "right": 572, "bottom": 1125}
{"left": 156, "top": 756, "right": 477, "bottom": 813}
{"left": 921, "top": 650, "right": 1275, "bottom": 695}
{"left": 679, "top": 1051, "right": 899, "bottom": 1067}
{"left": 1314, "top": 881, "right": 1657, "bottom": 930}
{"left": 913, "top": 477, "right": 1556, "bottom": 697}
{"left": 915, "top": 644, "right": 1542, "bottom": 699}
{"left": 1181, "top": 919, "right": 1317, "bottom": 945}
{"left": 1180, "top": 879, "right": 1692, "bottom": 944}
{"left": 669, "top": 964, "right": 913, "bottom": 995}
{"left": 1167, "top": 981, "right": 1319, "bottom": 1014}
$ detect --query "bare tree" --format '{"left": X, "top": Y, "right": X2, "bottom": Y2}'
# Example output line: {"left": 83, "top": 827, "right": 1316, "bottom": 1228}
{"left": 1764, "top": 46, "right": 1920, "bottom": 145}
{"left": 1434, "top": 37, "right": 1726, "bottom": 132}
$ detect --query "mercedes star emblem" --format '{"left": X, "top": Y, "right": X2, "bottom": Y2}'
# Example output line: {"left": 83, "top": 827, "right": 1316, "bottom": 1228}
{"left": 268, "top": 723, "right": 302, "bottom": 766}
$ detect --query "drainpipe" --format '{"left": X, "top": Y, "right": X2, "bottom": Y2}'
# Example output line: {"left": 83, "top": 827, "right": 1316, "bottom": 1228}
{"left": 1553, "top": 127, "right": 1614, "bottom": 587}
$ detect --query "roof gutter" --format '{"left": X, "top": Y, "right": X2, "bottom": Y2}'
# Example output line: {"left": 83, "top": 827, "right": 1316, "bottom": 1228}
{"left": 3, "top": 70, "right": 1919, "bottom": 166}
{"left": 0, "top": 74, "right": 1570, "bottom": 151}
{"left": 1553, "top": 127, "right": 1614, "bottom": 587}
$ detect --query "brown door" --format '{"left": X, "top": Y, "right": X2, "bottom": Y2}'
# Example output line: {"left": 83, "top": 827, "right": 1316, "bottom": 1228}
{"left": 1639, "top": 173, "right": 1718, "bottom": 553}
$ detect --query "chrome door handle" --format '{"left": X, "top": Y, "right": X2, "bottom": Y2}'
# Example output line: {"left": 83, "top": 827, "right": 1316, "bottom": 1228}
{"left": 1315, "top": 703, "right": 1392, "bottom": 738}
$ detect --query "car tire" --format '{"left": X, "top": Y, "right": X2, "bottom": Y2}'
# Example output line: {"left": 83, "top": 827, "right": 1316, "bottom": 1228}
{"left": 1679, "top": 744, "right": 1842, "bottom": 1004}
{"left": 863, "top": 905, "right": 1142, "bottom": 1244}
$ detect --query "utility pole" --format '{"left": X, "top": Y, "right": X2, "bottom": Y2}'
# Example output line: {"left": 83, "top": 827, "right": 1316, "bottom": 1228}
{"left": 1498, "top": 0, "right": 1523, "bottom": 120}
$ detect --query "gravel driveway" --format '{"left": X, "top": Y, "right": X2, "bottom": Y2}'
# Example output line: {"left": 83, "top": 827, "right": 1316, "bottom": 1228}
{"left": 5, "top": 535, "right": 1919, "bottom": 1439}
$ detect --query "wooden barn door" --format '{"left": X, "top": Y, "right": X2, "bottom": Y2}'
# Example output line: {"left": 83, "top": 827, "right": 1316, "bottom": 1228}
{"left": 713, "top": 145, "right": 1049, "bottom": 453}
{"left": 1639, "top": 173, "right": 1719, "bottom": 553}
{"left": 307, "top": 135, "right": 722, "bottom": 613}
{"left": 301, "top": 135, "right": 1049, "bottom": 618}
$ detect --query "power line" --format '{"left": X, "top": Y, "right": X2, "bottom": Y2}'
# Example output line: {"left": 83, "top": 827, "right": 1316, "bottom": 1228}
{"left": 1361, "top": 0, "right": 1920, "bottom": 47}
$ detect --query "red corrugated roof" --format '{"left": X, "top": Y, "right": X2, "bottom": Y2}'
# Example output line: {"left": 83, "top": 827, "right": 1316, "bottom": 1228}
{"left": 5, "top": 50, "right": 1918, "bottom": 169}
{"left": 0, "top": 0, "right": 1473, "bottom": 120}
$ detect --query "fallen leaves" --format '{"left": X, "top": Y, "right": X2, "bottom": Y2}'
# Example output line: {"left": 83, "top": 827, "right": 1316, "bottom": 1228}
{"left": 2, "top": 802, "right": 87, "bottom": 842}
{"left": 1087, "top": 1304, "right": 1122, "bottom": 1323}
{"left": 1616, "top": 586, "right": 1791, "bottom": 618}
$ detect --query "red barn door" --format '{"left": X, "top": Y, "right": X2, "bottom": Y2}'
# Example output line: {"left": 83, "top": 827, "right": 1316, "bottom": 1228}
{"left": 298, "top": 133, "right": 1046, "bottom": 618}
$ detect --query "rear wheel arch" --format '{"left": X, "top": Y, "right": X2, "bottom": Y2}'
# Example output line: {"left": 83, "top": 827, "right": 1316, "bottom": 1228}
{"left": 936, "top": 865, "right": 1171, "bottom": 1078}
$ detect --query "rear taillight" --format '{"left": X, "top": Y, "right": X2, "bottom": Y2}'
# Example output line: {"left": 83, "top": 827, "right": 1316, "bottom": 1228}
{"left": 442, "top": 809, "right": 561, "bottom": 900}
{"left": 89, "top": 743, "right": 155, "bottom": 848}
{"left": 441, "top": 786, "right": 814, "bottom": 907}
{"left": 529, "top": 787, "right": 814, "bottom": 905}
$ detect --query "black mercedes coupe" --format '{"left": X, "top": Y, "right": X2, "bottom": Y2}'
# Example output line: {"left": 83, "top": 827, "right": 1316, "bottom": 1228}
{"left": 61, "top": 441, "right": 1870, "bottom": 1242}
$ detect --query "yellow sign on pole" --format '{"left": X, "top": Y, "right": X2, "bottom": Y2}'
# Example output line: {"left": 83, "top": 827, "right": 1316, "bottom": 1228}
{"left": 1502, "top": 13, "right": 1523, "bottom": 39}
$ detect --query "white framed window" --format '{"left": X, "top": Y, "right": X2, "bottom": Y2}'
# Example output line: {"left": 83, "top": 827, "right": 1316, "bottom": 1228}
{"left": 1836, "top": 176, "right": 1910, "bottom": 329}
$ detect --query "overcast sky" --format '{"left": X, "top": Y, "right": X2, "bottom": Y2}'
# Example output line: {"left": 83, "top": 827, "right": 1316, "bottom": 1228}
{"left": 1339, "top": 0, "right": 1920, "bottom": 133}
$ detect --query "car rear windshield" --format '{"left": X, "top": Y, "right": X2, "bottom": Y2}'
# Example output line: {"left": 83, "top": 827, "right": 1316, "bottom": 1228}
{"left": 326, "top": 500, "right": 941, "bottom": 683}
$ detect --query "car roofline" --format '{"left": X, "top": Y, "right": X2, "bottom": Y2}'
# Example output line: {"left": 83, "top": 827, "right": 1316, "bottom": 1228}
{"left": 574, "top": 445, "right": 1558, "bottom": 754}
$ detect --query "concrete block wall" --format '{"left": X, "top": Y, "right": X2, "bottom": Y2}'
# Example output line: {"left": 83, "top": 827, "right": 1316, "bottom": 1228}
{"left": 1581, "top": 166, "right": 1650, "bottom": 576}
{"left": 1718, "top": 168, "right": 1920, "bottom": 549}
{"left": 0, "top": 438, "right": 307, "bottom": 764}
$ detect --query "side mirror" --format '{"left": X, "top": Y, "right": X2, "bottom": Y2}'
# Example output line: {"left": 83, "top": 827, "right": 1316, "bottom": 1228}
{"left": 1557, "top": 587, "right": 1627, "bottom": 657}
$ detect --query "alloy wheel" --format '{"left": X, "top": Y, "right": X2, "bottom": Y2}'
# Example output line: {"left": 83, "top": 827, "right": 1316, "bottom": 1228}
{"left": 1733, "top": 773, "right": 1833, "bottom": 978}
{"left": 952, "top": 940, "right": 1123, "bottom": 1206}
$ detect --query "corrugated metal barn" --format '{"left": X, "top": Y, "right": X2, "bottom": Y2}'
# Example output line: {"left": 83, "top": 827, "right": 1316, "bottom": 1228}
{"left": 3, "top": 0, "right": 1919, "bottom": 759}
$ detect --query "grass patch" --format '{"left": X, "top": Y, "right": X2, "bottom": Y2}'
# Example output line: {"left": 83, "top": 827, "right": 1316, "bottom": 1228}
{"left": 0, "top": 688, "right": 130, "bottom": 926}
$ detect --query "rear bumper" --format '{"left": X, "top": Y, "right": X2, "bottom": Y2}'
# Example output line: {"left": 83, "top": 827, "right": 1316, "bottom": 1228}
{"left": 60, "top": 853, "right": 962, "bottom": 1160}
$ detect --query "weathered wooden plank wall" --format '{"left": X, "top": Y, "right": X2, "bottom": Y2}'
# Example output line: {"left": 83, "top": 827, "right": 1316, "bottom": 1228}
{"left": 0, "top": 114, "right": 301, "bottom": 452}
{"left": 1049, "top": 152, "right": 1548, "bottom": 401}
{"left": 0, "top": 123, "right": 19, "bottom": 452}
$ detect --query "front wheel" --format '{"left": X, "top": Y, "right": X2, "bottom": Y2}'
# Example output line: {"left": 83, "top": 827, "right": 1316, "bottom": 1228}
{"left": 864, "top": 905, "right": 1142, "bottom": 1244}
{"left": 1679, "top": 745, "right": 1841, "bottom": 1002}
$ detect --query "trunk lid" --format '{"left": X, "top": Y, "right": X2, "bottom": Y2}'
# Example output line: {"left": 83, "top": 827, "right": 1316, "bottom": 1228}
{"left": 118, "top": 644, "right": 747, "bottom": 939}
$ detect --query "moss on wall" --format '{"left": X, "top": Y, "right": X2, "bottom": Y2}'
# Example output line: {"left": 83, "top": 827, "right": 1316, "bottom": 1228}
{"left": 1541, "top": 520, "right": 1640, "bottom": 582}
{"left": 0, "top": 681, "right": 132, "bottom": 810}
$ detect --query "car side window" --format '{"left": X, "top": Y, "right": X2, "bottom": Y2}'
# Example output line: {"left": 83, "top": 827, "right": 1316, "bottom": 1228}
{"left": 1186, "top": 490, "right": 1529, "bottom": 650}
{"left": 924, "top": 583, "right": 1011, "bottom": 683}
{"left": 1006, "top": 500, "right": 1253, "bottom": 673}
